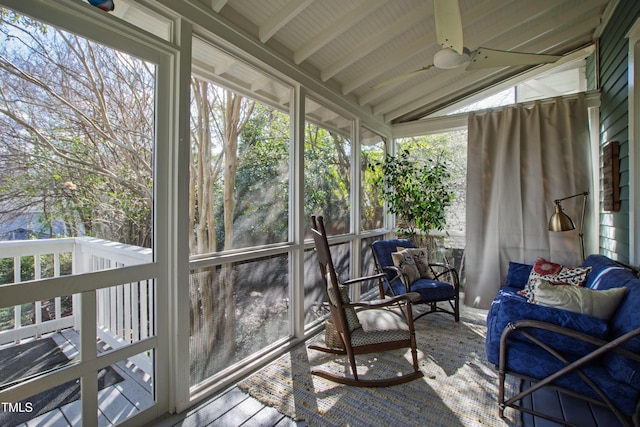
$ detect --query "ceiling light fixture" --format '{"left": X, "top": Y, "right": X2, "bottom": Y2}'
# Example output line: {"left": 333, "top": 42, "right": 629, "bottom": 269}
{"left": 433, "top": 47, "right": 470, "bottom": 69}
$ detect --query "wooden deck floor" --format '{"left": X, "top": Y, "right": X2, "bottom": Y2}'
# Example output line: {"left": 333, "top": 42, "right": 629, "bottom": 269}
{"left": 150, "top": 387, "right": 303, "bottom": 427}
{"left": 151, "top": 380, "right": 625, "bottom": 427}
{"left": 521, "top": 381, "right": 623, "bottom": 427}
{"left": 8, "top": 330, "right": 154, "bottom": 427}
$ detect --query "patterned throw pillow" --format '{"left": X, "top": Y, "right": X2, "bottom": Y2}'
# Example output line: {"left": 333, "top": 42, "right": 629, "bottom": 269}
{"left": 519, "top": 258, "right": 592, "bottom": 301}
{"left": 531, "top": 258, "right": 592, "bottom": 286}
{"left": 326, "top": 280, "right": 361, "bottom": 332}
{"left": 391, "top": 249, "right": 420, "bottom": 284}
{"left": 397, "top": 247, "right": 435, "bottom": 279}
{"left": 553, "top": 266, "right": 593, "bottom": 286}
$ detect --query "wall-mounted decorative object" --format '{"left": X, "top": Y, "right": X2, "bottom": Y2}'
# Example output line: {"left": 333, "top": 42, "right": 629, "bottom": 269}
{"left": 602, "top": 141, "right": 620, "bottom": 212}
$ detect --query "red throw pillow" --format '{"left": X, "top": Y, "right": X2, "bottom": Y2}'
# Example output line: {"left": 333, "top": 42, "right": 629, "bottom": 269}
{"left": 532, "top": 258, "right": 563, "bottom": 276}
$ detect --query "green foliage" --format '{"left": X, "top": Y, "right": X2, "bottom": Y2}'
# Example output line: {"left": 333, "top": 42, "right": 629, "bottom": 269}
{"left": 0, "top": 253, "right": 72, "bottom": 286}
{"left": 371, "top": 148, "right": 454, "bottom": 238}
{"left": 232, "top": 105, "right": 290, "bottom": 246}
{"left": 303, "top": 125, "right": 351, "bottom": 233}
{"left": 361, "top": 143, "right": 385, "bottom": 230}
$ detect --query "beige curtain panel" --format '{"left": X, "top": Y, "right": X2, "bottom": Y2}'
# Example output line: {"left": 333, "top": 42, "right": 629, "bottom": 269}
{"left": 465, "top": 94, "right": 592, "bottom": 309}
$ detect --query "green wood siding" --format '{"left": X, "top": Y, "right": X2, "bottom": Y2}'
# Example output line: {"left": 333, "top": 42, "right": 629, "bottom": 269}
{"left": 598, "top": 0, "right": 640, "bottom": 263}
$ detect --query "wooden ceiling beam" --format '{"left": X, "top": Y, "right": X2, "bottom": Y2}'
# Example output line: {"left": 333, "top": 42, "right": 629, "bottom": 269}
{"left": 259, "top": 0, "right": 314, "bottom": 43}
{"left": 320, "top": 3, "right": 430, "bottom": 82}
{"left": 211, "top": 0, "right": 228, "bottom": 13}
{"left": 294, "top": 0, "right": 387, "bottom": 64}
{"left": 342, "top": 34, "right": 431, "bottom": 96}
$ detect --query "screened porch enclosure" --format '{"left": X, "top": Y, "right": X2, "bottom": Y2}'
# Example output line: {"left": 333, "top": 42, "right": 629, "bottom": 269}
{"left": 0, "top": 0, "right": 616, "bottom": 425}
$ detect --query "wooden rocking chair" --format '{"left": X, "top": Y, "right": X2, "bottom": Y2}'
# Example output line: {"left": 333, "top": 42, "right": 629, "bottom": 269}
{"left": 308, "top": 215, "right": 423, "bottom": 387}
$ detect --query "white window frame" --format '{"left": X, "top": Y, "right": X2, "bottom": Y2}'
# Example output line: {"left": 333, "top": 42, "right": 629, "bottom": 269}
{"left": 628, "top": 18, "right": 640, "bottom": 266}
{"left": 0, "top": 0, "right": 181, "bottom": 423}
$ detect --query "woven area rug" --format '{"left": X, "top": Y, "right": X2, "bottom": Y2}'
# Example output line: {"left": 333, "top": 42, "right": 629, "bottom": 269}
{"left": 238, "top": 304, "right": 521, "bottom": 427}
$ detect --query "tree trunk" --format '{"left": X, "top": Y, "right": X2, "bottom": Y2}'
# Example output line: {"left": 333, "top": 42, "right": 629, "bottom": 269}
{"left": 220, "top": 92, "right": 241, "bottom": 355}
{"left": 188, "top": 82, "right": 254, "bottom": 365}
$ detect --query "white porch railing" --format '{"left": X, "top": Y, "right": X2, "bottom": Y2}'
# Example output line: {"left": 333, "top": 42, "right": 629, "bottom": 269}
{"left": 0, "top": 237, "right": 153, "bottom": 374}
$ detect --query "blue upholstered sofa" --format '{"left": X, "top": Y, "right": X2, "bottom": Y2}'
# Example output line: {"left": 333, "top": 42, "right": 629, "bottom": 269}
{"left": 486, "top": 254, "right": 640, "bottom": 426}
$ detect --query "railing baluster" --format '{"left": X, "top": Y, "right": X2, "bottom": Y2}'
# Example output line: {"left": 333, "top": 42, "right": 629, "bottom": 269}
{"left": 14, "top": 256, "right": 21, "bottom": 333}
{"left": 54, "top": 252, "right": 61, "bottom": 320}
{"left": 124, "top": 282, "right": 132, "bottom": 343}
{"left": 141, "top": 281, "right": 148, "bottom": 339}
{"left": 132, "top": 282, "right": 140, "bottom": 342}
{"left": 149, "top": 280, "right": 155, "bottom": 337}
{"left": 35, "top": 255, "right": 42, "bottom": 329}
{"left": 118, "top": 283, "right": 124, "bottom": 339}
{"left": 110, "top": 283, "right": 117, "bottom": 336}
{"left": 55, "top": 297, "right": 62, "bottom": 322}
{"left": 72, "top": 241, "right": 82, "bottom": 332}
{"left": 13, "top": 255, "right": 20, "bottom": 283}
{"left": 97, "top": 287, "right": 104, "bottom": 332}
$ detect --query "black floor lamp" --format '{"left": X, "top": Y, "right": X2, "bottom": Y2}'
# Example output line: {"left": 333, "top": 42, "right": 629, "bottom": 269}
{"left": 548, "top": 191, "right": 589, "bottom": 261}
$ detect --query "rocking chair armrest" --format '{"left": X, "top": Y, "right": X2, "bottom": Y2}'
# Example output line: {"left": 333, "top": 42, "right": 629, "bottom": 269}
{"left": 346, "top": 292, "right": 421, "bottom": 309}
{"left": 341, "top": 272, "right": 387, "bottom": 287}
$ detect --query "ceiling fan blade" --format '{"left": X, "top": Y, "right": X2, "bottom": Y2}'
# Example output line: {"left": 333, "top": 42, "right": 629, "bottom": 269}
{"left": 466, "top": 47, "right": 562, "bottom": 70}
{"left": 433, "top": 0, "right": 464, "bottom": 54}
{"left": 371, "top": 65, "right": 433, "bottom": 89}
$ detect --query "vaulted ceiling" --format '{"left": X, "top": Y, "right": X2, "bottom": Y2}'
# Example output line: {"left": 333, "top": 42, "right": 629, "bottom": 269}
{"left": 200, "top": 0, "right": 614, "bottom": 124}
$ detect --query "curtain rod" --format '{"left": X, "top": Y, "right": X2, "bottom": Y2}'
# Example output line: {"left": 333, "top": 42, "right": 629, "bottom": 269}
{"left": 469, "top": 90, "right": 600, "bottom": 116}
{"left": 392, "top": 90, "right": 600, "bottom": 138}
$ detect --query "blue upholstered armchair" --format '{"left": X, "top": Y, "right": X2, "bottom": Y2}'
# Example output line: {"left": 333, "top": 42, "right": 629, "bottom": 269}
{"left": 370, "top": 239, "right": 460, "bottom": 321}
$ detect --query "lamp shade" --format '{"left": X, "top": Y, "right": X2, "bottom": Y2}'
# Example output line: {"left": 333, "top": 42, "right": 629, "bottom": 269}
{"left": 548, "top": 203, "right": 575, "bottom": 231}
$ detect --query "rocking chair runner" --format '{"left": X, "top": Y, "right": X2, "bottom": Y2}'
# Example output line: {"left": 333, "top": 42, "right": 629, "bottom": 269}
{"left": 309, "top": 215, "right": 423, "bottom": 387}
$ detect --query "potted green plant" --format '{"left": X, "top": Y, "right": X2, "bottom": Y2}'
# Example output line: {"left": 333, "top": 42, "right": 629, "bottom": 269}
{"left": 370, "top": 148, "right": 454, "bottom": 249}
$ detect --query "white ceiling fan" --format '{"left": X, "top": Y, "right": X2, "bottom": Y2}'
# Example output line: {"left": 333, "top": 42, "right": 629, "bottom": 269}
{"left": 373, "top": 0, "right": 561, "bottom": 89}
